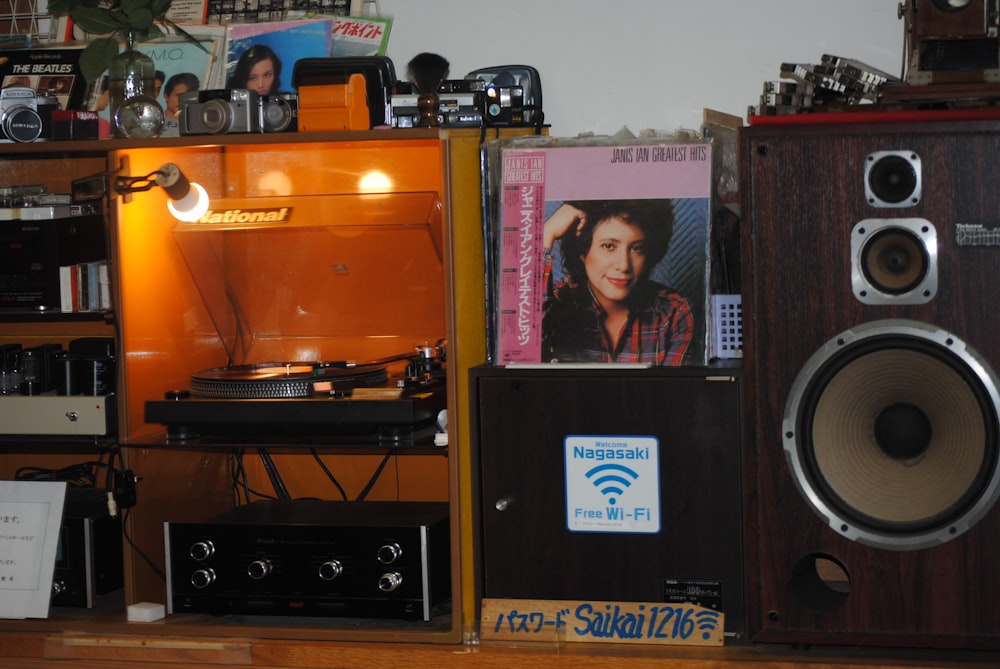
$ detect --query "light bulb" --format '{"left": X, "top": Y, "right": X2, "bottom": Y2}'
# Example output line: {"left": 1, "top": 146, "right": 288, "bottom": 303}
{"left": 156, "top": 163, "right": 210, "bottom": 222}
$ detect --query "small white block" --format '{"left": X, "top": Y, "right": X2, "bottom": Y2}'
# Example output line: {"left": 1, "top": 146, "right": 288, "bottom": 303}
{"left": 127, "top": 601, "right": 166, "bottom": 622}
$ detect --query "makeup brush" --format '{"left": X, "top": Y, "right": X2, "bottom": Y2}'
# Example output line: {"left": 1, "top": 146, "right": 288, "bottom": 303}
{"left": 407, "top": 52, "right": 450, "bottom": 94}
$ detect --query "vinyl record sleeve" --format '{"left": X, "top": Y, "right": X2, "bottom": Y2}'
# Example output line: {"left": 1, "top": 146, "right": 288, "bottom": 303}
{"left": 491, "top": 138, "right": 713, "bottom": 366}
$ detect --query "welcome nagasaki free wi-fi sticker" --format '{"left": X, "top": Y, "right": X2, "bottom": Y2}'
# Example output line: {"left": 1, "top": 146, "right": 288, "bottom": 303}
{"left": 564, "top": 434, "right": 660, "bottom": 533}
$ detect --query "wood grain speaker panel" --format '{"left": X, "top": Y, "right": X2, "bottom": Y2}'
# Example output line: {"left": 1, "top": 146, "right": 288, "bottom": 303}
{"left": 741, "top": 119, "right": 1000, "bottom": 649}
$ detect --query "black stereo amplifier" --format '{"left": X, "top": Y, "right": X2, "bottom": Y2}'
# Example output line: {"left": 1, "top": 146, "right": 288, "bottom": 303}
{"left": 52, "top": 514, "right": 124, "bottom": 608}
{"left": 164, "top": 500, "right": 450, "bottom": 621}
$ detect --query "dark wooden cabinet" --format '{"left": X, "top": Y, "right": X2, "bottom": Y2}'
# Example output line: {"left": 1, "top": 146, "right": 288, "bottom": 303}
{"left": 472, "top": 365, "right": 746, "bottom": 639}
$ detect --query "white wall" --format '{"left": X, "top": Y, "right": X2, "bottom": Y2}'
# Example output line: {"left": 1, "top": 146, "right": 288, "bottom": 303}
{"left": 379, "top": 1, "right": 904, "bottom": 136}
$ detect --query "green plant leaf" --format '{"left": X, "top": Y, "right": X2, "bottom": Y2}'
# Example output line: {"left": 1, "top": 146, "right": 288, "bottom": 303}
{"left": 46, "top": 0, "right": 78, "bottom": 14}
{"left": 121, "top": 0, "right": 154, "bottom": 12}
{"left": 79, "top": 37, "right": 120, "bottom": 84}
{"left": 150, "top": 0, "right": 172, "bottom": 17}
{"left": 71, "top": 6, "right": 124, "bottom": 35}
{"left": 124, "top": 7, "right": 155, "bottom": 31}
{"left": 136, "top": 24, "right": 164, "bottom": 42}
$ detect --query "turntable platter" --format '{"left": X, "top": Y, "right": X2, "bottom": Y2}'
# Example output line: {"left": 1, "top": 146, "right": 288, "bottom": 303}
{"left": 189, "top": 363, "right": 389, "bottom": 399}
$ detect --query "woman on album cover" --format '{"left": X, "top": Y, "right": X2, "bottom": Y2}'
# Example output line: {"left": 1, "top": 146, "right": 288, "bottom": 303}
{"left": 227, "top": 44, "right": 283, "bottom": 96}
{"left": 163, "top": 72, "right": 200, "bottom": 121}
{"left": 541, "top": 199, "right": 694, "bottom": 366}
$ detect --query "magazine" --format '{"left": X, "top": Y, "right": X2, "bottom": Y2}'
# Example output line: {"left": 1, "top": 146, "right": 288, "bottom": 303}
{"left": 330, "top": 14, "right": 392, "bottom": 57}
{"left": 222, "top": 18, "right": 334, "bottom": 92}
{"left": 490, "top": 138, "right": 713, "bottom": 367}
{"left": 0, "top": 46, "right": 89, "bottom": 111}
{"left": 138, "top": 26, "right": 228, "bottom": 135}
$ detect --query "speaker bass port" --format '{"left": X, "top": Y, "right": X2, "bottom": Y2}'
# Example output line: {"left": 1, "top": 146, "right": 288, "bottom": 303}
{"left": 247, "top": 558, "right": 272, "bottom": 580}
{"left": 318, "top": 559, "right": 343, "bottom": 581}
{"left": 377, "top": 542, "right": 402, "bottom": 564}
{"left": 378, "top": 571, "right": 403, "bottom": 592}
{"left": 191, "top": 568, "right": 216, "bottom": 589}
{"left": 189, "top": 540, "right": 214, "bottom": 561}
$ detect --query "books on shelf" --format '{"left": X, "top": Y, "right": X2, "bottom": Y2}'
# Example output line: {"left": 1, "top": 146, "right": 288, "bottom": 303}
{"left": 60, "top": 261, "right": 111, "bottom": 314}
{"left": 486, "top": 137, "right": 714, "bottom": 367}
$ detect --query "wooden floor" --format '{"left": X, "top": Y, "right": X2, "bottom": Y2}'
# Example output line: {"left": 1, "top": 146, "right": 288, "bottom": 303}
{"left": 3, "top": 631, "right": 1000, "bottom": 669}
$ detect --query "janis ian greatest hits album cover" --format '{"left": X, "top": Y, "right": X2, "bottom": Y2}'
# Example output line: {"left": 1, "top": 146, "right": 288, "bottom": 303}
{"left": 494, "top": 139, "right": 713, "bottom": 367}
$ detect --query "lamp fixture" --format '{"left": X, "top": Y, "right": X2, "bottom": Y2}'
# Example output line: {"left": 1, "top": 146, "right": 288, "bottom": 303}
{"left": 113, "top": 163, "right": 209, "bottom": 223}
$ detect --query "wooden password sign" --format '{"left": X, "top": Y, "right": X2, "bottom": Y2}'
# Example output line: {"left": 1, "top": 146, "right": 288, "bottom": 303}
{"left": 481, "top": 598, "right": 724, "bottom": 647}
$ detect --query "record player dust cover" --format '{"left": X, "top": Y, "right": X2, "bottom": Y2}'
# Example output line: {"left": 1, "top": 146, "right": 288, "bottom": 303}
{"left": 494, "top": 139, "right": 712, "bottom": 366}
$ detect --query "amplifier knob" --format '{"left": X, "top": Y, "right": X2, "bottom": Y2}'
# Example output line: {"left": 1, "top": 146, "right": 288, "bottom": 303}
{"left": 248, "top": 558, "right": 272, "bottom": 580}
{"left": 191, "top": 568, "right": 216, "bottom": 589}
{"left": 378, "top": 571, "right": 403, "bottom": 592}
{"left": 318, "top": 559, "right": 343, "bottom": 581}
{"left": 189, "top": 540, "right": 215, "bottom": 561}
{"left": 377, "top": 542, "right": 402, "bottom": 564}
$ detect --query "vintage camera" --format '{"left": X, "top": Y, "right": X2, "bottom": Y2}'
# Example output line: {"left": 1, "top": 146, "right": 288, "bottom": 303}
{"left": 180, "top": 89, "right": 262, "bottom": 135}
{"left": 390, "top": 87, "right": 483, "bottom": 128}
{"left": 466, "top": 66, "right": 543, "bottom": 128}
{"left": 900, "top": 0, "right": 1000, "bottom": 84}
{"left": 0, "top": 86, "right": 54, "bottom": 143}
{"left": 260, "top": 92, "right": 298, "bottom": 133}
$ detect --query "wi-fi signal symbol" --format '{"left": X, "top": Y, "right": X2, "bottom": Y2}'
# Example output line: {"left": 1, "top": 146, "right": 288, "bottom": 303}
{"left": 695, "top": 609, "right": 721, "bottom": 640}
{"left": 584, "top": 463, "right": 639, "bottom": 505}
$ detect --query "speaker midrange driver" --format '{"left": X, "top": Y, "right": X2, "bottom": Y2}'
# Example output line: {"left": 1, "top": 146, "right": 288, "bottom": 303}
{"left": 782, "top": 319, "right": 1000, "bottom": 550}
{"left": 864, "top": 151, "right": 921, "bottom": 207}
{"left": 851, "top": 218, "right": 937, "bottom": 305}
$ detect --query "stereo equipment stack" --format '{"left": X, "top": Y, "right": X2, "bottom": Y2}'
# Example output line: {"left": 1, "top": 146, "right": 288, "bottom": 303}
{"left": 741, "top": 117, "right": 1000, "bottom": 649}
{"left": 165, "top": 500, "right": 450, "bottom": 621}
{"left": 145, "top": 344, "right": 447, "bottom": 446}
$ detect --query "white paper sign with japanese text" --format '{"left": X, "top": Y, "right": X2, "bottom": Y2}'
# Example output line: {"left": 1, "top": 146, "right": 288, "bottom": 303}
{"left": 0, "top": 481, "right": 66, "bottom": 619}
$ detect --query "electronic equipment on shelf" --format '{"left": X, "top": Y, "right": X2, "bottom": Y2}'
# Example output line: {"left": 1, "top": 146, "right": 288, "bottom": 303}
{"left": 164, "top": 500, "right": 451, "bottom": 621}
{"left": 144, "top": 343, "right": 447, "bottom": 446}
{"left": 52, "top": 512, "right": 124, "bottom": 608}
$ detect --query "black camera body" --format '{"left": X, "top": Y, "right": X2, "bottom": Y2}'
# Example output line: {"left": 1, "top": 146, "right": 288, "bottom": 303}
{"left": 0, "top": 86, "right": 58, "bottom": 143}
{"left": 390, "top": 82, "right": 483, "bottom": 128}
{"left": 465, "top": 66, "right": 543, "bottom": 129}
{"left": 261, "top": 93, "right": 298, "bottom": 133}
{"left": 180, "top": 89, "right": 262, "bottom": 135}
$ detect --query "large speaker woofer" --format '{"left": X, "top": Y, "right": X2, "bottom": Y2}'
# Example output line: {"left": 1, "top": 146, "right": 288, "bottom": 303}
{"left": 782, "top": 320, "right": 1000, "bottom": 550}
{"left": 864, "top": 151, "right": 921, "bottom": 207}
{"left": 851, "top": 218, "right": 937, "bottom": 304}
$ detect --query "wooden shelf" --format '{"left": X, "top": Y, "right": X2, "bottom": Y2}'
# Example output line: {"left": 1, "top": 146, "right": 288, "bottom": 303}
{"left": 1, "top": 625, "right": 999, "bottom": 669}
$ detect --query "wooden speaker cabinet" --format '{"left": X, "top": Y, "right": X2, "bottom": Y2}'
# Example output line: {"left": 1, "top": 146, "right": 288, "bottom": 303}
{"left": 472, "top": 366, "right": 745, "bottom": 639}
{"left": 741, "top": 118, "right": 1000, "bottom": 649}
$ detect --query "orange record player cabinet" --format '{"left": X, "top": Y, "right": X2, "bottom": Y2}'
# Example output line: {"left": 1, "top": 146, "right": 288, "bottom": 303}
{"left": 110, "top": 132, "right": 458, "bottom": 641}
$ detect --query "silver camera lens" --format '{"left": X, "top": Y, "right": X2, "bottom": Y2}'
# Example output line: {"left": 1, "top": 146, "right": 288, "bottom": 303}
{"left": 2, "top": 105, "right": 43, "bottom": 142}
{"left": 199, "top": 98, "right": 238, "bottom": 134}
{"left": 262, "top": 98, "right": 294, "bottom": 132}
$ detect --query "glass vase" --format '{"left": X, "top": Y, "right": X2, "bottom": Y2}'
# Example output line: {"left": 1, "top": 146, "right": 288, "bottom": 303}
{"left": 108, "top": 32, "right": 163, "bottom": 138}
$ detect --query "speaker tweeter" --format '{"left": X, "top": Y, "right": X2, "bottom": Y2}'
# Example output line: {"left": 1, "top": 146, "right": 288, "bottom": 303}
{"left": 851, "top": 218, "right": 937, "bottom": 304}
{"left": 864, "top": 151, "right": 921, "bottom": 207}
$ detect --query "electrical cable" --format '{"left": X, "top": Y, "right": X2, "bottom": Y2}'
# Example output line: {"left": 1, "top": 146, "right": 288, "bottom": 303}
{"left": 230, "top": 450, "right": 277, "bottom": 505}
{"left": 257, "top": 448, "right": 292, "bottom": 501}
{"left": 121, "top": 506, "right": 166, "bottom": 582}
{"left": 310, "top": 449, "right": 349, "bottom": 501}
{"left": 355, "top": 451, "right": 394, "bottom": 501}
